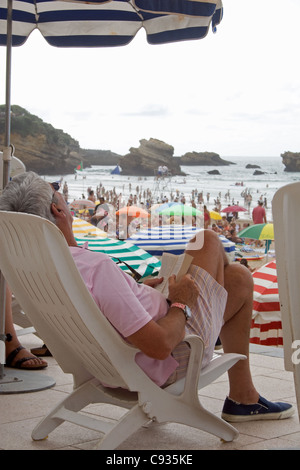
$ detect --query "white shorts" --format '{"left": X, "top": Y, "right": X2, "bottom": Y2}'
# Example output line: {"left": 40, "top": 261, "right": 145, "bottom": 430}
{"left": 166, "top": 264, "right": 227, "bottom": 384}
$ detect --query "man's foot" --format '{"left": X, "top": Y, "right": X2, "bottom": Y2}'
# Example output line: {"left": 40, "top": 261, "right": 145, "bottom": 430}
{"left": 6, "top": 345, "right": 48, "bottom": 370}
{"left": 221, "top": 395, "right": 294, "bottom": 422}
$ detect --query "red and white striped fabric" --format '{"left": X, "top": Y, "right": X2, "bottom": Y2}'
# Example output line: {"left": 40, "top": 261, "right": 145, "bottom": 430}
{"left": 250, "top": 260, "right": 283, "bottom": 347}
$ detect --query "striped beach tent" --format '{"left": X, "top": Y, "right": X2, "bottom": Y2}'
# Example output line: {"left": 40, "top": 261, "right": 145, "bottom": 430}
{"left": 75, "top": 235, "right": 161, "bottom": 279}
{"left": 0, "top": 0, "right": 223, "bottom": 47}
{"left": 250, "top": 260, "right": 283, "bottom": 347}
{"left": 128, "top": 225, "right": 236, "bottom": 260}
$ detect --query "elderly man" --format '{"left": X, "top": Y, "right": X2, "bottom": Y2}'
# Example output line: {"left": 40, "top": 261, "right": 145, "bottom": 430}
{"left": 0, "top": 172, "right": 293, "bottom": 422}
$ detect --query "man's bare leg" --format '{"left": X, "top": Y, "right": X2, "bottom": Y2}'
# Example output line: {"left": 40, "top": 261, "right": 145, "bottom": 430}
{"left": 220, "top": 262, "right": 259, "bottom": 403}
{"left": 186, "top": 229, "right": 258, "bottom": 403}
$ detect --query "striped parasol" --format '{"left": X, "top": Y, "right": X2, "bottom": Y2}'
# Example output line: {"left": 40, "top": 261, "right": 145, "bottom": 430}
{"left": 0, "top": 0, "right": 223, "bottom": 47}
{"left": 250, "top": 260, "right": 283, "bottom": 347}
{"left": 128, "top": 225, "right": 236, "bottom": 261}
{"left": 72, "top": 217, "right": 107, "bottom": 238}
{"left": 75, "top": 234, "right": 161, "bottom": 279}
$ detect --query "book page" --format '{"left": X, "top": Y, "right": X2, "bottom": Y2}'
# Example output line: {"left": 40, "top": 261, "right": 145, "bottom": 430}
{"left": 155, "top": 252, "right": 193, "bottom": 297}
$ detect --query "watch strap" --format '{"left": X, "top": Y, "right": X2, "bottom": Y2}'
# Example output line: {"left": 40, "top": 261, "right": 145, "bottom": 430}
{"left": 170, "top": 302, "right": 186, "bottom": 311}
{"left": 170, "top": 302, "right": 189, "bottom": 321}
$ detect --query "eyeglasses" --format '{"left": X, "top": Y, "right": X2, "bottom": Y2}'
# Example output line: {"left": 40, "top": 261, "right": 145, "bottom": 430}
{"left": 51, "top": 182, "right": 60, "bottom": 191}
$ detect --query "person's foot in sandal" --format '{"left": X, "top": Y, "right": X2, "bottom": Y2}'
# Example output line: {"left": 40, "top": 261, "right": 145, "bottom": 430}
{"left": 6, "top": 344, "right": 48, "bottom": 370}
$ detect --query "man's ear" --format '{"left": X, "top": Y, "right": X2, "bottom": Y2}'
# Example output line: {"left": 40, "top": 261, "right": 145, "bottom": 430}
{"left": 51, "top": 202, "right": 62, "bottom": 217}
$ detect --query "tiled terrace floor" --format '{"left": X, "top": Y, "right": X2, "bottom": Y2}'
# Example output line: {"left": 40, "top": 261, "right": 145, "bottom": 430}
{"left": 1, "top": 333, "right": 299, "bottom": 451}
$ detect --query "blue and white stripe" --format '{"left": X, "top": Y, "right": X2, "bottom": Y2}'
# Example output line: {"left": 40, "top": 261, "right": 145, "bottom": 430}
{"left": 0, "top": 0, "right": 223, "bottom": 47}
{"left": 128, "top": 225, "right": 235, "bottom": 260}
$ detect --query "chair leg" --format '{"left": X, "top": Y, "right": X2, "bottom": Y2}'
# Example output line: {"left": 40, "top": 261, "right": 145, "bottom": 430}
{"left": 31, "top": 383, "right": 94, "bottom": 441}
{"left": 32, "top": 380, "right": 133, "bottom": 441}
{"left": 94, "top": 404, "right": 150, "bottom": 450}
{"left": 159, "top": 400, "right": 239, "bottom": 442}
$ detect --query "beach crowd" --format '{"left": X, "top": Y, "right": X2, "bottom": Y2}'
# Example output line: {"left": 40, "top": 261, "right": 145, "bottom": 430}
{"left": 62, "top": 178, "right": 268, "bottom": 243}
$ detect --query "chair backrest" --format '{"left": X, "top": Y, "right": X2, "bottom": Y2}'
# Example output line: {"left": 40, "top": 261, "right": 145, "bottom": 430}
{"left": 0, "top": 211, "right": 154, "bottom": 391}
{"left": 272, "top": 182, "right": 300, "bottom": 417}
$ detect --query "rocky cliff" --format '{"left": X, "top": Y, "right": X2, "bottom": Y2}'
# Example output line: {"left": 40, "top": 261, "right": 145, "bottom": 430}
{"left": 281, "top": 151, "right": 300, "bottom": 172}
{"left": 120, "top": 138, "right": 185, "bottom": 176}
{"left": 0, "top": 105, "right": 121, "bottom": 175}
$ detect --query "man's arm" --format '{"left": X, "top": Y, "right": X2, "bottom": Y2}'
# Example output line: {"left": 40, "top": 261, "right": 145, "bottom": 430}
{"left": 126, "top": 274, "right": 199, "bottom": 360}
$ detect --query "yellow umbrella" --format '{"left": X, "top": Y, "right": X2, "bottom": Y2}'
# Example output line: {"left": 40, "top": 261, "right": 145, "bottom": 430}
{"left": 210, "top": 210, "right": 222, "bottom": 220}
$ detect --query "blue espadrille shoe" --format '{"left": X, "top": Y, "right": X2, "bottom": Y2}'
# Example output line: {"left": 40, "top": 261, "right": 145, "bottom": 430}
{"left": 221, "top": 395, "right": 294, "bottom": 422}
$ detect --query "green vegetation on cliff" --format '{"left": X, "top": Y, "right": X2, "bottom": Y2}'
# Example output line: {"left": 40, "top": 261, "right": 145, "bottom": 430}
{"left": 0, "top": 105, "right": 79, "bottom": 149}
{"left": 0, "top": 105, "right": 121, "bottom": 174}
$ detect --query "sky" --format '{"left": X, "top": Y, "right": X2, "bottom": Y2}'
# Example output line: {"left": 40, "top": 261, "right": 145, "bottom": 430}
{"left": 0, "top": 0, "right": 300, "bottom": 158}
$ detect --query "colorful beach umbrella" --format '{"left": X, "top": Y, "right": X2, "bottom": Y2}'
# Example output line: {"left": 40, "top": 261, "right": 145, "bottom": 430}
{"left": 75, "top": 234, "right": 161, "bottom": 279}
{"left": 250, "top": 260, "right": 282, "bottom": 347}
{"left": 149, "top": 203, "right": 163, "bottom": 213}
{"left": 128, "top": 225, "right": 236, "bottom": 261}
{"left": 116, "top": 206, "right": 150, "bottom": 218}
{"left": 210, "top": 210, "right": 222, "bottom": 220}
{"left": 221, "top": 205, "right": 247, "bottom": 213}
{"left": 72, "top": 217, "right": 107, "bottom": 238}
{"left": 128, "top": 225, "right": 200, "bottom": 256}
{"left": 238, "top": 223, "right": 274, "bottom": 241}
{"left": 69, "top": 199, "right": 95, "bottom": 210}
{"left": 159, "top": 204, "right": 202, "bottom": 217}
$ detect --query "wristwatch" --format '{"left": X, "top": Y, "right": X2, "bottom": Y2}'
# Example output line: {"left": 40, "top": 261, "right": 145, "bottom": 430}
{"left": 170, "top": 302, "right": 192, "bottom": 321}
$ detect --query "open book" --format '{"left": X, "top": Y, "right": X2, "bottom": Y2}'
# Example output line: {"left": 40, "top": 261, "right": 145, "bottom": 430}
{"left": 155, "top": 252, "right": 193, "bottom": 297}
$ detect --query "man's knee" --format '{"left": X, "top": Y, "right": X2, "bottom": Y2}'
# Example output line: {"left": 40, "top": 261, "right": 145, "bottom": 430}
{"left": 225, "top": 262, "right": 254, "bottom": 293}
{"left": 186, "top": 229, "right": 220, "bottom": 253}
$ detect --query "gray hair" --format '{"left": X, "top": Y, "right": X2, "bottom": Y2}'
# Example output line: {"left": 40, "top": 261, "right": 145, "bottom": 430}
{"left": 0, "top": 171, "right": 56, "bottom": 224}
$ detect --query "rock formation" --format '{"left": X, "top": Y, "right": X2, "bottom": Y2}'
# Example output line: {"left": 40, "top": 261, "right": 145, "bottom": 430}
{"left": 120, "top": 138, "right": 185, "bottom": 176}
{"left": 179, "top": 151, "right": 234, "bottom": 166}
{"left": 246, "top": 164, "right": 261, "bottom": 169}
{"left": 281, "top": 151, "right": 300, "bottom": 172}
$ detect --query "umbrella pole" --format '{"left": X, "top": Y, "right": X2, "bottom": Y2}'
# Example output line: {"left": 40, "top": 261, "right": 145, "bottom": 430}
{"left": 0, "top": 0, "right": 55, "bottom": 393}
{"left": 0, "top": 0, "right": 13, "bottom": 381}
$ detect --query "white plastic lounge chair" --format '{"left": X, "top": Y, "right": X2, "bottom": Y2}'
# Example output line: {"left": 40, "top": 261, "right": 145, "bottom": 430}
{"left": 272, "top": 181, "right": 300, "bottom": 420}
{"left": 12, "top": 297, "right": 36, "bottom": 337}
{"left": 0, "top": 211, "right": 245, "bottom": 449}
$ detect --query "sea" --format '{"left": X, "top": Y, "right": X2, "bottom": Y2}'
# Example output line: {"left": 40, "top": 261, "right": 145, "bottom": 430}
{"left": 43, "top": 156, "right": 300, "bottom": 223}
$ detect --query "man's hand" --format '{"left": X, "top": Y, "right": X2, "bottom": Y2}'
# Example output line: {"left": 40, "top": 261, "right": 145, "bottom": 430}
{"left": 143, "top": 277, "right": 164, "bottom": 288}
{"left": 168, "top": 274, "right": 199, "bottom": 308}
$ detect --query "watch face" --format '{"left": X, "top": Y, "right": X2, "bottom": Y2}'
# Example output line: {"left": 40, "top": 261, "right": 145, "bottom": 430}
{"left": 185, "top": 305, "right": 192, "bottom": 319}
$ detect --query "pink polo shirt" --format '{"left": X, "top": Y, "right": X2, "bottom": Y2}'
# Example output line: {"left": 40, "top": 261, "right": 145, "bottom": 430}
{"left": 69, "top": 245, "right": 178, "bottom": 386}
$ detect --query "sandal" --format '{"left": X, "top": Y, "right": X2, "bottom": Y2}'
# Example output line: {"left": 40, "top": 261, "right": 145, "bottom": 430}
{"left": 6, "top": 346, "right": 48, "bottom": 370}
{"left": 30, "top": 344, "right": 52, "bottom": 357}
